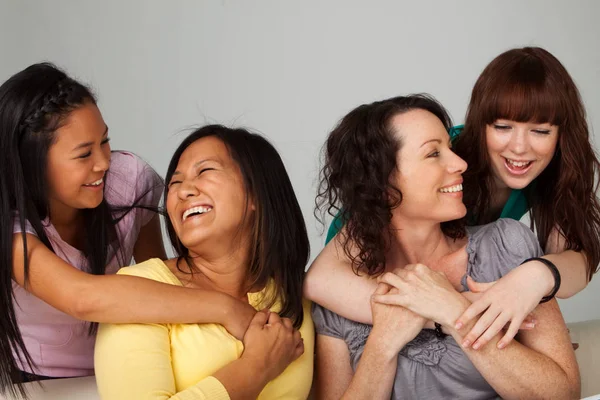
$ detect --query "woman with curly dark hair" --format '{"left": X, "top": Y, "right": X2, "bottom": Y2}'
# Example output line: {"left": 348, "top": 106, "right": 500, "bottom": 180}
{"left": 307, "top": 46, "right": 600, "bottom": 351}
{"left": 308, "top": 94, "right": 579, "bottom": 399}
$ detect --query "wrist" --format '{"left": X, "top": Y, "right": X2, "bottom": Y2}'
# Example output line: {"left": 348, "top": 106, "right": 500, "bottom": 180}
{"left": 440, "top": 295, "right": 470, "bottom": 331}
{"left": 521, "top": 257, "right": 561, "bottom": 302}
{"left": 365, "top": 329, "right": 404, "bottom": 361}
{"left": 526, "top": 259, "right": 555, "bottom": 297}
{"left": 217, "top": 293, "right": 239, "bottom": 326}
{"left": 237, "top": 355, "right": 270, "bottom": 385}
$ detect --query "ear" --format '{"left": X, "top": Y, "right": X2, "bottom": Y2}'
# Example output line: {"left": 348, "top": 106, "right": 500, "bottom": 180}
{"left": 247, "top": 194, "right": 256, "bottom": 212}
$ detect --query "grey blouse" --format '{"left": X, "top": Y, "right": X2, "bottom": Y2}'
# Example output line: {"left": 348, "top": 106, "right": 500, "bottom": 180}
{"left": 312, "top": 219, "right": 543, "bottom": 400}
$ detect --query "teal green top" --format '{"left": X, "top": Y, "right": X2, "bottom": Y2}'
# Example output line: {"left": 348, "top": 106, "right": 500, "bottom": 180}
{"left": 325, "top": 125, "right": 529, "bottom": 243}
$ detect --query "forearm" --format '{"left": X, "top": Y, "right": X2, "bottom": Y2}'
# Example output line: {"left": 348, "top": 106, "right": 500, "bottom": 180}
{"left": 304, "top": 264, "right": 376, "bottom": 324}
{"left": 543, "top": 251, "right": 588, "bottom": 298}
{"left": 212, "top": 359, "right": 269, "bottom": 400}
{"left": 341, "top": 330, "right": 407, "bottom": 400}
{"left": 445, "top": 299, "right": 578, "bottom": 399}
{"left": 16, "top": 234, "right": 238, "bottom": 326}
{"left": 75, "top": 274, "right": 237, "bottom": 325}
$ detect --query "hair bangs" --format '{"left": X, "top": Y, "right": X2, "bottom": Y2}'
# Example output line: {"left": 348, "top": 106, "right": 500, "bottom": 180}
{"left": 482, "top": 62, "right": 565, "bottom": 126}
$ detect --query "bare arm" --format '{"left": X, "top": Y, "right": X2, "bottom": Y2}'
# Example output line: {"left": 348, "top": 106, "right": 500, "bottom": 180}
{"left": 448, "top": 298, "right": 580, "bottom": 399}
{"left": 304, "top": 239, "right": 377, "bottom": 324}
{"left": 545, "top": 226, "right": 589, "bottom": 298}
{"left": 316, "top": 333, "right": 400, "bottom": 400}
{"left": 456, "top": 223, "right": 590, "bottom": 350}
{"left": 13, "top": 233, "right": 254, "bottom": 339}
{"left": 133, "top": 214, "right": 167, "bottom": 262}
{"left": 377, "top": 266, "right": 580, "bottom": 399}
{"left": 315, "top": 285, "right": 425, "bottom": 400}
{"left": 314, "top": 335, "right": 354, "bottom": 399}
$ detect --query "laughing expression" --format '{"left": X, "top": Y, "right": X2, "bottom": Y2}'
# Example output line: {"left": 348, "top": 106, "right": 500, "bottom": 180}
{"left": 486, "top": 120, "right": 558, "bottom": 190}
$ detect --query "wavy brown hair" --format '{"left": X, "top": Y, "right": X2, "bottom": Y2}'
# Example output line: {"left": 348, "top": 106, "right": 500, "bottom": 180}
{"left": 316, "top": 94, "right": 466, "bottom": 276}
{"left": 453, "top": 46, "right": 600, "bottom": 281}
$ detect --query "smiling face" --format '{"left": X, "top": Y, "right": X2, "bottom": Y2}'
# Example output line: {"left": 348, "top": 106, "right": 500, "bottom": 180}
{"left": 46, "top": 102, "right": 111, "bottom": 218}
{"left": 485, "top": 119, "right": 558, "bottom": 190}
{"left": 166, "top": 136, "right": 254, "bottom": 255}
{"left": 392, "top": 109, "right": 468, "bottom": 223}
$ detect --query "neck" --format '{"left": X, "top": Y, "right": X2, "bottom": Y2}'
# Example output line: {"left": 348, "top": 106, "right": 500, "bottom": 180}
{"left": 49, "top": 199, "right": 83, "bottom": 228}
{"left": 185, "top": 242, "right": 254, "bottom": 301}
{"left": 387, "top": 219, "right": 454, "bottom": 268}
{"left": 387, "top": 207, "right": 469, "bottom": 269}
{"left": 489, "top": 177, "right": 512, "bottom": 219}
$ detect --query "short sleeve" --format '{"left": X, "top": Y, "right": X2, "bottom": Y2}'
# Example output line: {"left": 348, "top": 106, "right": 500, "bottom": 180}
{"left": 467, "top": 218, "right": 543, "bottom": 283}
{"left": 312, "top": 302, "right": 345, "bottom": 339}
{"left": 135, "top": 155, "right": 163, "bottom": 226}
{"left": 12, "top": 213, "right": 38, "bottom": 236}
{"left": 105, "top": 151, "right": 164, "bottom": 227}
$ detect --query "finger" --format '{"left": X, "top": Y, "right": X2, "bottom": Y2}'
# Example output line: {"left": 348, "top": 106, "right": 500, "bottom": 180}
{"left": 466, "top": 276, "right": 496, "bottom": 293}
{"left": 267, "top": 311, "right": 282, "bottom": 325}
{"left": 371, "top": 293, "right": 404, "bottom": 306}
{"left": 472, "top": 314, "right": 509, "bottom": 350}
{"left": 250, "top": 309, "right": 269, "bottom": 328}
{"left": 454, "top": 298, "right": 491, "bottom": 330}
{"left": 374, "top": 282, "right": 391, "bottom": 296}
{"left": 292, "top": 328, "right": 302, "bottom": 344}
{"left": 293, "top": 338, "right": 305, "bottom": 360}
{"left": 498, "top": 320, "right": 524, "bottom": 349}
{"left": 281, "top": 317, "right": 293, "bottom": 330}
{"left": 517, "top": 315, "right": 537, "bottom": 330}
{"left": 403, "top": 264, "right": 418, "bottom": 272}
{"left": 460, "top": 307, "right": 501, "bottom": 348}
{"left": 377, "top": 272, "right": 405, "bottom": 290}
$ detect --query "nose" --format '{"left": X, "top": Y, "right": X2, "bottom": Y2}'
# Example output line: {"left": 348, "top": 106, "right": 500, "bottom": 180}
{"left": 447, "top": 151, "right": 468, "bottom": 174}
{"left": 92, "top": 150, "right": 110, "bottom": 173}
{"left": 508, "top": 127, "right": 528, "bottom": 155}
{"left": 177, "top": 180, "right": 200, "bottom": 200}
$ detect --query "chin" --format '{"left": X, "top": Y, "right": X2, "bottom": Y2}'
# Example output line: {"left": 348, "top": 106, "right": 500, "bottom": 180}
{"left": 501, "top": 175, "right": 534, "bottom": 190}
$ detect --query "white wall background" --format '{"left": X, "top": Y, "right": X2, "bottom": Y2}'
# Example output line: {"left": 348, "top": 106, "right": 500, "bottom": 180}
{"left": 1, "top": 0, "right": 599, "bottom": 322}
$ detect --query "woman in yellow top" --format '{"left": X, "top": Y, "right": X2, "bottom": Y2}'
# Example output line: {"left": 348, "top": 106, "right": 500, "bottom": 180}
{"left": 94, "top": 125, "right": 314, "bottom": 400}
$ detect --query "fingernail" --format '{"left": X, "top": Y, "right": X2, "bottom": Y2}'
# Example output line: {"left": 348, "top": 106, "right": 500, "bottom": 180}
{"left": 455, "top": 322, "right": 463, "bottom": 330}
{"left": 462, "top": 340, "right": 470, "bottom": 348}
{"left": 497, "top": 341, "right": 506, "bottom": 349}
{"left": 472, "top": 341, "right": 480, "bottom": 350}
{"left": 526, "top": 322, "right": 536, "bottom": 329}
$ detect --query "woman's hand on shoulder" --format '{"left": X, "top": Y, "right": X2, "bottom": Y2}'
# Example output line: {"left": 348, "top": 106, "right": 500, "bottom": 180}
{"left": 372, "top": 263, "right": 469, "bottom": 328}
{"left": 240, "top": 310, "right": 304, "bottom": 383}
{"left": 454, "top": 261, "right": 552, "bottom": 350}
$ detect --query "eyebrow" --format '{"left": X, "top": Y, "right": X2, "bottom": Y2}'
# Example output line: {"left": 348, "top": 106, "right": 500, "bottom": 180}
{"left": 420, "top": 138, "right": 442, "bottom": 148}
{"left": 72, "top": 126, "right": 109, "bottom": 151}
{"left": 171, "top": 158, "right": 220, "bottom": 177}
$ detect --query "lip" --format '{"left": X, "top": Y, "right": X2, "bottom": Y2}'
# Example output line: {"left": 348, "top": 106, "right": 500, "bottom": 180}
{"left": 439, "top": 179, "right": 463, "bottom": 190}
{"left": 503, "top": 157, "right": 534, "bottom": 176}
{"left": 181, "top": 202, "right": 213, "bottom": 222}
{"left": 82, "top": 178, "right": 104, "bottom": 191}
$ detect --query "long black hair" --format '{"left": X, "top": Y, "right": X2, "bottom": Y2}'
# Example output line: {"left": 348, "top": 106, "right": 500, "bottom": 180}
{"left": 164, "top": 125, "right": 309, "bottom": 328}
{"left": 0, "top": 63, "right": 130, "bottom": 395}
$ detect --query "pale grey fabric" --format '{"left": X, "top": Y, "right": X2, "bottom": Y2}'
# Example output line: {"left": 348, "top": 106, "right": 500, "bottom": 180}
{"left": 312, "top": 218, "right": 543, "bottom": 399}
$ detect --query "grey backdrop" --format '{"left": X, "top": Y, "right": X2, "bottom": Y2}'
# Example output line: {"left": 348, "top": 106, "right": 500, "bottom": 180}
{"left": 2, "top": 0, "right": 599, "bottom": 322}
